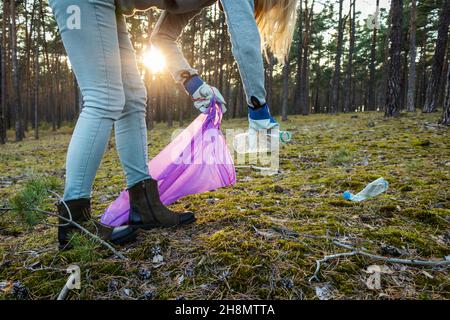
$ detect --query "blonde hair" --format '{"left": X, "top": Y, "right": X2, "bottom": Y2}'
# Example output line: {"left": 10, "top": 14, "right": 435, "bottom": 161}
{"left": 255, "top": 0, "right": 298, "bottom": 63}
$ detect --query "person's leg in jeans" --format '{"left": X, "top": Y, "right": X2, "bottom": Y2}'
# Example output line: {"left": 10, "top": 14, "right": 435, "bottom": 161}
{"left": 50, "top": 0, "right": 194, "bottom": 233}
{"left": 113, "top": 15, "right": 195, "bottom": 230}
{"left": 49, "top": 0, "right": 149, "bottom": 200}
{"left": 114, "top": 15, "right": 151, "bottom": 189}
{"left": 49, "top": 0, "right": 140, "bottom": 246}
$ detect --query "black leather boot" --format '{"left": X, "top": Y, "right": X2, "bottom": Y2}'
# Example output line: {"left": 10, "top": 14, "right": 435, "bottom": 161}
{"left": 128, "top": 179, "right": 196, "bottom": 230}
{"left": 57, "top": 199, "right": 137, "bottom": 250}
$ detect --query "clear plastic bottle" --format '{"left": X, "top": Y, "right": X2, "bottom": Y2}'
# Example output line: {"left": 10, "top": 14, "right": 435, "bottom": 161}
{"left": 233, "top": 129, "right": 291, "bottom": 154}
{"left": 343, "top": 177, "right": 389, "bottom": 202}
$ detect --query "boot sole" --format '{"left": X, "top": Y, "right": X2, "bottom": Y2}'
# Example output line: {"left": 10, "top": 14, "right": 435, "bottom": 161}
{"left": 133, "top": 216, "right": 196, "bottom": 230}
{"left": 111, "top": 229, "right": 138, "bottom": 246}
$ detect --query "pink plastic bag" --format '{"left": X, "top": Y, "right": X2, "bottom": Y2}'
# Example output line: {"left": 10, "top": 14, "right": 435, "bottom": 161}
{"left": 101, "top": 99, "right": 236, "bottom": 227}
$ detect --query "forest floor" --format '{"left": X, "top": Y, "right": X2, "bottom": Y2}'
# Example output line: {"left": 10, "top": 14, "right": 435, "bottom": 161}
{"left": 0, "top": 112, "right": 449, "bottom": 300}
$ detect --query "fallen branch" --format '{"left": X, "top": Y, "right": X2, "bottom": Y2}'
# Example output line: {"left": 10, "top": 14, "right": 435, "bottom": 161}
{"left": 235, "top": 165, "right": 281, "bottom": 175}
{"left": 309, "top": 240, "right": 450, "bottom": 282}
{"left": 36, "top": 209, "right": 126, "bottom": 260}
{"left": 236, "top": 165, "right": 276, "bottom": 171}
{"left": 332, "top": 240, "right": 450, "bottom": 267}
{"left": 309, "top": 251, "right": 358, "bottom": 282}
{"left": 44, "top": 190, "right": 127, "bottom": 260}
{"left": 270, "top": 226, "right": 328, "bottom": 240}
{"left": 4, "top": 189, "right": 127, "bottom": 260}
{"left": 0, "top": 207, "right": 12, "bottom": 215}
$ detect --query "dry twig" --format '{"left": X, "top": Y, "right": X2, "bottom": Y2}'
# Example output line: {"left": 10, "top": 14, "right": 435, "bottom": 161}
{"left": 309, "top": 240, "right": 450, "bottom": 282}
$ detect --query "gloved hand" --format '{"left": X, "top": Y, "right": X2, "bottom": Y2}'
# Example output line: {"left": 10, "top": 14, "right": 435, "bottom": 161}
{"left": 184, "top": 75, "right": 227, "bottom": 114}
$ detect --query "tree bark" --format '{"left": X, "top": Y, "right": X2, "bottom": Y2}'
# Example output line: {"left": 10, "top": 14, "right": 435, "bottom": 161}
{"left": 145, "top": 11, "right": 154, "bottom": 130}
{"left": 368, "top": 0, "right": 380, "bottom": 111}
{"left": 34, "top": 36, "right": 39, "bottom": 140}
{"left": 300, "top": 0, "right": 313, "bottom": 116}
{"left": 407, "top": 0, "right": 417, "bottom": 112}
{"left": 423, "top": 0, "right": 450, "bottom": 113}
{"left": 293, "top": 1, "right": 303, "bottom": 114}
{"left": 385, "top": 0, "right": 403, "bottom": 117}
{"left": 330, "top": 0, "right": 344, "bottom": 114}
{"left": 10, "top": 0, "right": 24, "bottom": 141}
{"left": 313, "top": 50, "right": 321, "bottom": 113}
{"left": 379, "top": 10, "right": 392, "bottom": 112}
{"left": 344, "top": 0, "right": 356, "bottom": 113}
{"left": 441, "top": 63, "right": 450, "bottom": 125}
{"left": 265, "top": 54, "right": 275, "bottom": 107}
{"left": 0, "top": 0, "right": 8, "bottom": 143}
{"left": 281, "top": 58, "right": 289, "bottom": 121}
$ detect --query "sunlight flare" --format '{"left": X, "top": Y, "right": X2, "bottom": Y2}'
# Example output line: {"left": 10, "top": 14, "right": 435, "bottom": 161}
{"left": 143, "top": 46, "right": 166, "bottom": 74}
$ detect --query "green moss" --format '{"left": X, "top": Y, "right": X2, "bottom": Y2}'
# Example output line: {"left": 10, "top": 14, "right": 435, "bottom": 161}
{"left": 369, "top": 226, "right": 431, "bottom": 253}
{"left": 1, "top": 112, "right": 449, "bottom": 299}
{"left": 327, "top": 148, "right": 354, "bottom": 166}
{"left": 378, "top": 204, "right": 399, "bottom": 217}
{"left": 329, "top": 200, "right": 356, "bottom": 207}
{"left": 402, "top": 208, "right": 449, "bottom": 227}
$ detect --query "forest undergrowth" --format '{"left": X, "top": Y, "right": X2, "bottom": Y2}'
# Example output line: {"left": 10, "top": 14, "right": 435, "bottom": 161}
{"left": 0, "top": 112, "right": 449, "bottom": 300}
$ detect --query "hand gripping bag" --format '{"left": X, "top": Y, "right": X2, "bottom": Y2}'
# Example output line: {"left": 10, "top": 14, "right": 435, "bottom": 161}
{"left": 101, "top": 99, "right": 236, "bottom": 226}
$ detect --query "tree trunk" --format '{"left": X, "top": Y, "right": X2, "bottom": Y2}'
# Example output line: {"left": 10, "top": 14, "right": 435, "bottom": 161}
{"left": 313, "top": 51, "right": 321, "bottom": 113}
{"left": 166, "top": 83, "right": 172, "bottom": 128}
{"left": 24, "top": 0, "right": 36, "bottom": 133}
{"left": 293, "top": 1, "right": 303, "bottom": 114}
{"left": 145, "top": 11, "right": 154, "bottom": 130}
{"left": 223, "top": 42, "right": 232, "bottom": 120}
{"left": 368, "top": 0, "right": 380, "bottom": 111}
{"left": 441, "top": 64, "right": 450, "bottom": 124}
{"left": 400, "top": 33, "right": 409, "bottom": 111}
{"left": 218, "top": 12, "right": 226, "bottom": 94}
{"left": 385, "top": 0, "right": 403, "bottom": 117}
{"left": 344, "top": 0, "right": 356, "bottom": 113}
{"left": 281, "top": 58, "right": 289, "bottom": 121}
{"left": 407, "top": 0, "right": 417, "bottom": 112}
{"left": 265, "top": 54, "right": 275, "bottom": 107}
{"left": 236, "top": 82, "right": 244, "bottom": 118}
{"left": 300, "top": 0, "right": 313, "bottom": 116}
{"left": 0, "top": 0, "right": 8, "bottom": 144}
{"left": 330, "top": 0, "right": 344, "bottom": 114}
{"left": 34, "top": 36, "right": 39, "bottom": 140}
{"left": 423, "top": 0, "right": 450, "bottom": 113}
{"left": 379, "top": 10, "right": 392, "bottom": 112}
{"left": 10, "top": 0, "right": 24, "bottom": 141}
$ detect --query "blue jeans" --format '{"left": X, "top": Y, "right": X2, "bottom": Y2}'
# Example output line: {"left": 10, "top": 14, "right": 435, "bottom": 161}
{"left": 49, "top": 0, "right": 151, "bottom": 201}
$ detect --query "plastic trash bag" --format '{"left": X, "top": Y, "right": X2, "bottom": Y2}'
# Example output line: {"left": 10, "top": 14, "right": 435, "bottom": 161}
{"left": 101, "top": 99, "right": 236, "bottom": 227}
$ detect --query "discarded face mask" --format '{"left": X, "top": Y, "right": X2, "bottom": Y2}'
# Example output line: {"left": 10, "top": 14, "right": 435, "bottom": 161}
{"left": 101, "top": 99, "right": 236, "bottom": 227}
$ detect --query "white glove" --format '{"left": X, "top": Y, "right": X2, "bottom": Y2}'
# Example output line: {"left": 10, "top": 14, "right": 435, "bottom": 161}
{"left": 192, "top": 83, "right": 227, "bottom": 114}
